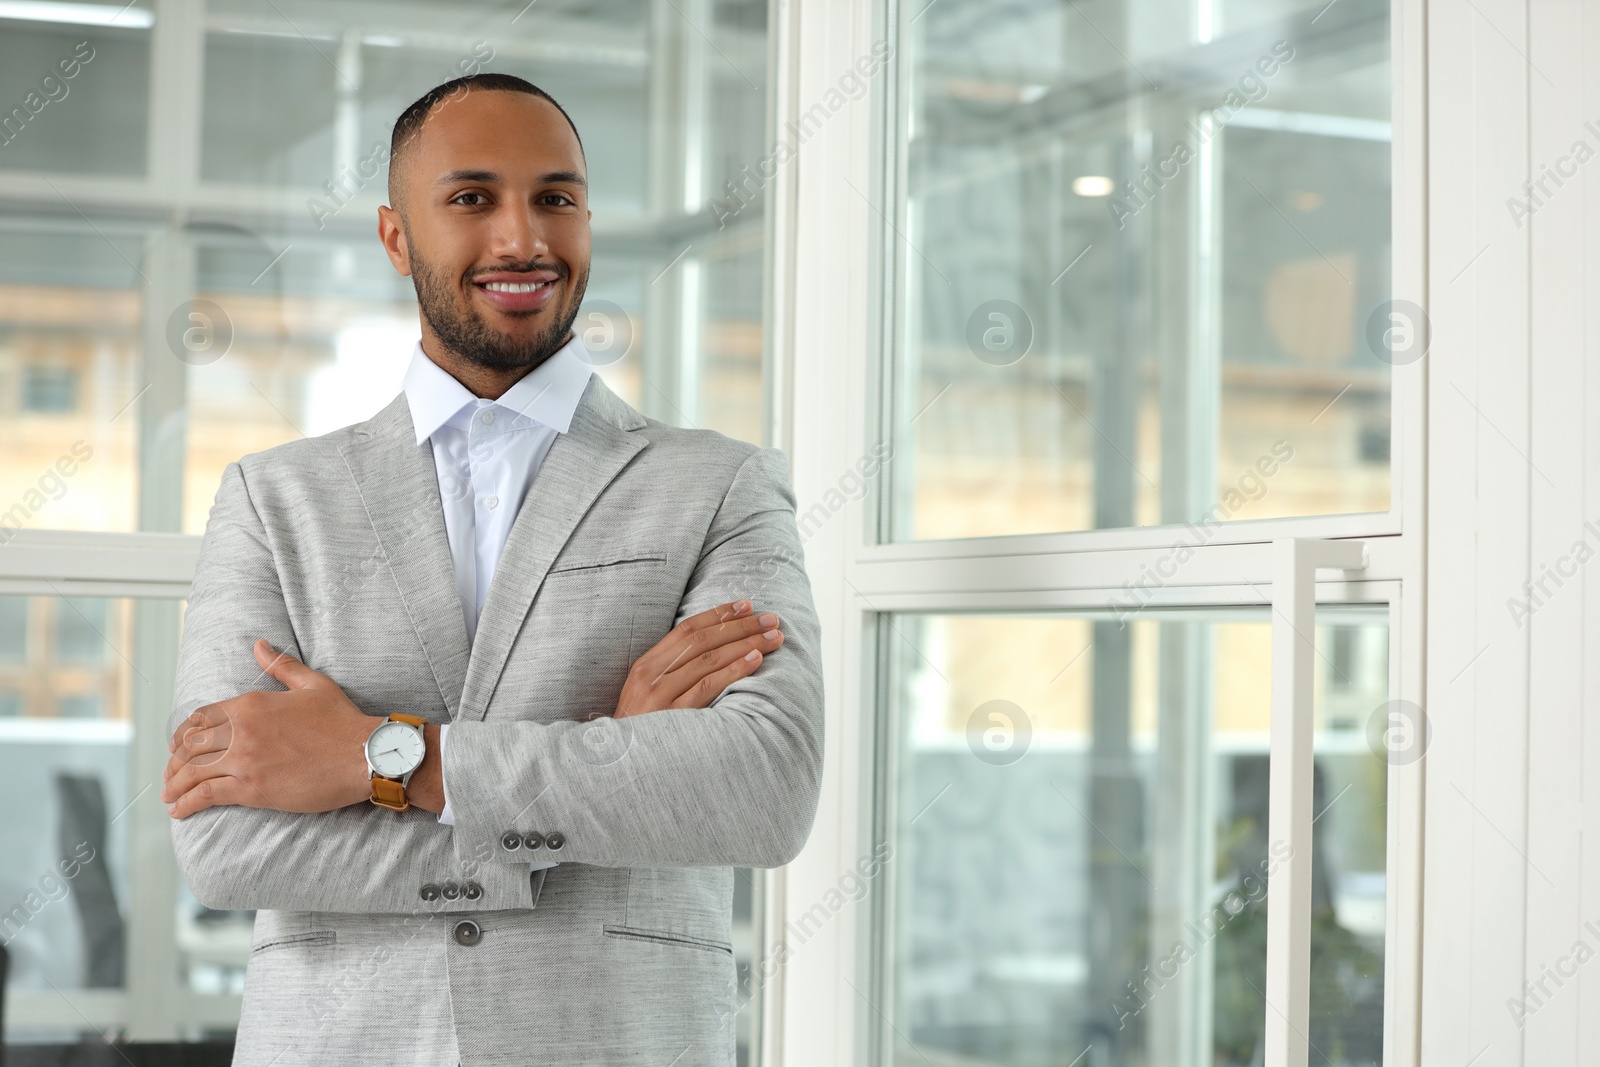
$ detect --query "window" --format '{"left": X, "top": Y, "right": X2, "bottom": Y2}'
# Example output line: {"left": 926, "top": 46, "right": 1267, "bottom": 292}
{"left": 54, "top": 596, "right": 109, "bottom": 663}
{"left": 875, "top": 609, "right": 1389, "bottom": 1064}
{"left": 0, "top": 594, "right": 151, "bottom": 1040}
{"left": 879, "top": 0, "right": 1394, "bottom": 543}
{"left": 0, "top": 0, "right": 771, "bottom": 537}
{"left": 21, "top": 367, "right": 80, "bottom": 414}
{"left": 0, "top": 0, "right": 778, "bottom": 1053}
{"left": 0, "top": 596, "right": 26, "bottom": 660}
{"left": 765, "top": 0, "right": 1422, "bottom": 1064}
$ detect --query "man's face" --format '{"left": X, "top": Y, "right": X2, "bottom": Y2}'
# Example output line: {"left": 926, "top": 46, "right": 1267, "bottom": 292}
{"left": 381, "top": 89, "right": 591, "bottom": 372}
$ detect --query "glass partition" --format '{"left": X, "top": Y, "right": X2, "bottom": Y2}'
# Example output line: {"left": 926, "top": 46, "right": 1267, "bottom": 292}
{"left": 874, "top": 607, "right": 1389, "bottom": 1066}
{"left": 0, "top": 0, "right": 771, "bottom": 535}
{"left": 882, "top": 0, "right": 1393, "bottom": 541}
{"left": 0, "top": 0, "right": 776, "bottom": 1055}
{"left": 0, "top": 595, "right": 149, "bottom": 1036}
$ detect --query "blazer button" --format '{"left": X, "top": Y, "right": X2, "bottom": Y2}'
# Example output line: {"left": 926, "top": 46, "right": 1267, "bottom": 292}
{"left": 419, "top": 884, "right": 441, "bottom": 902}
{"left": 523, "top": 831, "right": 544, "bottom": 850}
{"left": 463, "top": 881, "right": 483, "bottom": 901}
{"left": 501, "top": 831, "right": 523, "bottom": 852}
{"left": 545, "top": 831, "right": 565, "bottom": 851}
{"left": 453, "top": 919, "right": 481, "bottom": 946}
{"left": 441, "top": 882, "right": 461, "bottom": 901}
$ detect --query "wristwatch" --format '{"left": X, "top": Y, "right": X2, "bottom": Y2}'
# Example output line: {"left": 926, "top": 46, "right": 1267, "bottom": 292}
{"left": 364, "top": 713, "right": 427, "bottom": 812}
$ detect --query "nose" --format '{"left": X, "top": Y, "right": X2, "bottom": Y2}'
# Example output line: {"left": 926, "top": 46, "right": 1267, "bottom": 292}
{"left": 487, "top": 200, "right": 549, "bottom": 264}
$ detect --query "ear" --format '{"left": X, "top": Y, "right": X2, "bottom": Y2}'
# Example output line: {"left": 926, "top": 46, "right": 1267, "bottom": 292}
{"left": 377, "top": 205, "right": 413, "bottom": 277}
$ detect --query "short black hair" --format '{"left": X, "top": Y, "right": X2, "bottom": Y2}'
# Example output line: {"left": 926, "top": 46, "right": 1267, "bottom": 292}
{"left": 387, "top": 73, "right": 585, "bottom": 207}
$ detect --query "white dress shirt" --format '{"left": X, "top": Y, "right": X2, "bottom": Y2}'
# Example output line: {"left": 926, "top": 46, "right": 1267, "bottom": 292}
{"left": 400, "top": 334, "right": 593, "bottom": 869}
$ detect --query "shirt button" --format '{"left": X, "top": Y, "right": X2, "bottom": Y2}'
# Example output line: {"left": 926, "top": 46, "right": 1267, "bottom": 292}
{"left": 485, "top": 495, "right": 499, "bottom": 510}
{"left": 501, "top": 832, "right": 523, "bottom": 852}
{"left": 463, "top": 881, "right": 483, "bottom": 901}
{"left": 545, "top": 831, "right": 566, "bottom": 852}
{"left": 419, "top": 884, "right": 441, "bottom": 902}
{"left": 482, "top": 410, "right": 496, "bottom": 424}
{"left": 454, "top": 919, "right": 482, "bottom": 946}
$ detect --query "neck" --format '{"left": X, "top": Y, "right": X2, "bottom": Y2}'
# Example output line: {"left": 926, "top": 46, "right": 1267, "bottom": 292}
{"left": 419, "top": 328, "right": 573, "bottom": 400}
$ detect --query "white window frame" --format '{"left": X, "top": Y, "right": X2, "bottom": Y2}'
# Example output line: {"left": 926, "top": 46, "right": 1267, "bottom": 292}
{"left": 764, "top": 1, "right": 1427, "bottom": 1065}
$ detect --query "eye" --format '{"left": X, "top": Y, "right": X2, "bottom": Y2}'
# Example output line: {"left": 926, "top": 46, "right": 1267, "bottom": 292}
{"left": 451, "top": 191, "right": 489, "bottom": 207}
{"left": 541, "top": 193, "right": 578, "bottom": 207}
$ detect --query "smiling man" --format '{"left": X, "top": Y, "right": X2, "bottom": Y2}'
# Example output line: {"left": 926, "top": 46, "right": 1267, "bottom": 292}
{"left": 161, "top": 74, "right": 824, "bottom": 1066}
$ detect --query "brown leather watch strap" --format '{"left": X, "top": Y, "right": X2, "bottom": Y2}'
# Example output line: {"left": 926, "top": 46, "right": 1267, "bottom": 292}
{"left": 369, "top": 714, "right": 427, "bottom": 813}
{"left": 370, "top": 775, "right": 409, "bottom": 812}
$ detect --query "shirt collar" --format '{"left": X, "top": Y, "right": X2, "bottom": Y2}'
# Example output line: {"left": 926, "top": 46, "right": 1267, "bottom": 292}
{"left": 402, "top": 333, "right": 595, "bottom": 445}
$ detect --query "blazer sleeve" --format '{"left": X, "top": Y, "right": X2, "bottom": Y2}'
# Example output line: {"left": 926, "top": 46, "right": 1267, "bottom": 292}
{"left": 168, "top": 461, "right": 540, "bottom": 913}
{"left": 441, "top": 445, "right": 826, "bottom": 869}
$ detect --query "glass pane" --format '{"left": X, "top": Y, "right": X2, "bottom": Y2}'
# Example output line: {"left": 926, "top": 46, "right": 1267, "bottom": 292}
{"left": 0, "top": 6, "right": 151, "bottom": 175}
{"left": 181, "top": 864, "right": 254, "bottom": 1000}
{"left": 733, "top": 866, "right": 767, "bottom": 1063}
{"left": 884, "top": 0, "right": 1392, "bottom": 541}
{"left": 0, "top": 228, "right": 143, "bottom": 536}
{"left": 876, "top": 607, "right": 1388, "bottom": 1066}
{"left": 0, "top": 595, "right": 140, "bottom": 1001}
{"left": 1, "top": 0, "right": 770, "bottom": 536}
{"left": 198, "top": 30, "right": 342, "bottom": 187}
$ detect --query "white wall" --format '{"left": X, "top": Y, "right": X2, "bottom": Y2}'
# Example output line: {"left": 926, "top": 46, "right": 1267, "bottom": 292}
{"left": 1424, "top": 0, "right": 1600, "bottom": 1063}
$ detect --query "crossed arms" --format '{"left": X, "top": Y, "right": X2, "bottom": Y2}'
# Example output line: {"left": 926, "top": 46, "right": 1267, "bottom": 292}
{"left": 165, "top": 446, "right": 824, "bottom": 913}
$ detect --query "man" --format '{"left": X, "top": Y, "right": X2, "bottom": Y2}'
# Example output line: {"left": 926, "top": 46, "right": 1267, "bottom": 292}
{"left": 161, "top": 73, "right": 823, "bottom": 1066}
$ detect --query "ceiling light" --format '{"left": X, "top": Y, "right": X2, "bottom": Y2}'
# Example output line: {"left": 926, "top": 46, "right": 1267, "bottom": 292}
{"left": 0, "top": 1, "right": 152, "bottom": 28}
{"left": 1072, "top": 175, "right": 1115, "bottom": 198}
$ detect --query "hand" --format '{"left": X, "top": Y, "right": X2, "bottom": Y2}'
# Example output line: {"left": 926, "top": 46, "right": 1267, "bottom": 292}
{"left": 162, "top": 639, "right": 382, "bottom": 819}
{"left": 614, "top": 599, "right": 784, "bottom": 718}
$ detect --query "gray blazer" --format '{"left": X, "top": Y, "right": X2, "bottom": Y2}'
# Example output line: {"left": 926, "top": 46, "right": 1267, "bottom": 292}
{"left": 168, "top": 373, "right": 825, "bottom": 1066}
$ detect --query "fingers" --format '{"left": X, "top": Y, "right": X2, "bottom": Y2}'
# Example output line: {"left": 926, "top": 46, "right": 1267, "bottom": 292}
{"left": 165, "top": 774, "right": 250, "bottom": 819}
{"left": 163, "top": 719, "right": 233, "bottom": 797}
{"left": 674, "top": 645, "right": 772, "bottom": 709}
{"left": 631, "top": 602, "right": 752, "bottom": 684}
{"left": 163, "top": 757, "right": 226, "bottom": 807}
{"left": 169, "top": 704, "right": 221, "bottom": 754}
{"left": 658, "top": 626, "right": 785, "bottom": 705}
{"left": 615, "top": 600, "right": 786, "bottom": 717}
{"left": 681, "top": 599, "right": 753, "bottom": 633}
{"left": 253, "top": 639, "right": 325, "bottom": 691}
{"left": 652, "top": 609, "right": 783, "bottom": 680}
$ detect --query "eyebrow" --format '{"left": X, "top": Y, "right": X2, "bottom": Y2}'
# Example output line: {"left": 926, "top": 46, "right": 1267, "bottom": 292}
{"left": 435, "top": 168, "right": 587, "bottom": 189}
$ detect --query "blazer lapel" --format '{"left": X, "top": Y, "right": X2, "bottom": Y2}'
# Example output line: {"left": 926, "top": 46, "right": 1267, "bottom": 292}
{"left": 457, "top": 374, "right": 650, "bottom": 722}
{"left": 337, "top": 395, "right": 472, "bottom": 721}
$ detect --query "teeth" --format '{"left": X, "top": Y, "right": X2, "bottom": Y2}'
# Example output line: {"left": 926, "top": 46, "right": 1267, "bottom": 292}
{"left": 482, "top": 281, "right": 550, "bottom": 293}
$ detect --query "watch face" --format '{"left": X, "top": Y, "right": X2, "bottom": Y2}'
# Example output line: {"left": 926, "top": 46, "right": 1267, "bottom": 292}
{"left": 367, "top": 721, "right": 424, "bottom": 778}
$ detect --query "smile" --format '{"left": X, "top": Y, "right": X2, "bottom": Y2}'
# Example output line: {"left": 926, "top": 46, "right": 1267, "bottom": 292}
{"left": 471, "top": 273, "right": 560, "bottom": 311}
{"left": 480, "top": 280, "right": 553, "bottom": 293}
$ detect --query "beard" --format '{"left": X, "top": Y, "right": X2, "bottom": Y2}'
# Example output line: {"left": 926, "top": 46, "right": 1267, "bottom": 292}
{"left": 410, "top": 246, "right": 588, "bottom": 372}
